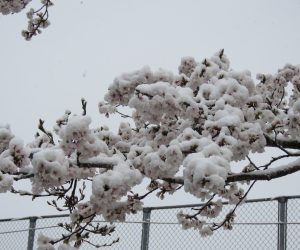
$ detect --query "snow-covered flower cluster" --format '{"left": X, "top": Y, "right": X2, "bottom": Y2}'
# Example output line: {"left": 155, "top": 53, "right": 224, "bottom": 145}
{"left": 98, "top": 101, "right": 117, "bottom": 116}
{"left": 0, "top": 172, "right": 13, "bottom": 193}
{"left": 183, "top": 153, "right": 230, "bottom": 198}
{"left": 177, "top": 211, "right": 204, "bottom": 230}
{"left": 57, "top": 244, "right": 78, "bottom": 250}
{"left": 0, "top": 137, "right": 30, "bottom": 173}
{"left": 57, "top": 115, "right": 109, "bottom": 159}
{"left": 142, "top": 145, "right": 183, "bottom": 179}
{"left": 178, "top": 57, "right": 197, "bottom": 77}
{"left": 0, "top": 124, "right": 13, "bottom": 153}
{"left": 70, "top": 201, "right": 95, "bottom": 224}
{"left": 0, "top": 0, "right": 31, "bottom": 15}
{"left": 91, "top": 163, "right": 142, "bottom": 221}
{"left": 31, "top": 149, "right": 69, "bottom": 193}
{"left": 254, "top": 63, "right": 300, "bottom": 141}
{"left": 176, "top": 211, "right": 213, "bottom": 237}
{"left": 37, "top": 234, "right": 55, "bottom": 250}
{"left": 27, "top": 132, "right": 53, "bottom": 149}
{"left": 104, "top": 66, "right": 159, "bottom": 106}
{"left": 288, "top": 100, "right": 300, "bottom": 137}
{"left": 118, "top": 122, "right": 132, "bottom": 141}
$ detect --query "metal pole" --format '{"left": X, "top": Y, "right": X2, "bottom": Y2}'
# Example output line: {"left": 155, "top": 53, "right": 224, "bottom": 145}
{"left": 278, "top": 197, "right": 287, "bottom": 250}
{"left": 141, "top": 208, "right": 151, "bottom": 250}
{"left": 27, "top": 217, "right": 37, "bottom": 250}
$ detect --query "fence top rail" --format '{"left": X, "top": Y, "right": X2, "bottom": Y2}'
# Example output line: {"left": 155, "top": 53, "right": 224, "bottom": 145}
{"left": 1, "top": 195, "right": 300, "bottom": 222}
{"left": 0, "top": 213, "right": 69, "bottom": 223}
{"left": 143, "top": 195, "right": 300, "bottom": 211}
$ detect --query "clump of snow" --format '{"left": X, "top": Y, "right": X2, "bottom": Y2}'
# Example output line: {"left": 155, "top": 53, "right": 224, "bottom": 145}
{"left": 36, "top": 233, "right": 54, "bottom": 250}
{"left": 183, "top": 153, "right": 230, "bottom": 199}
{"left": 0, "top": 137, "right": 30, "bottom": 173}
{"left": 0, "top": 172, "right": 13, "bottom": 193}
{"left": 0, "top": 124, "right": 13, "bottom": 153}
{"left": 58, "top": 244, "right": 78, "bottom": 250}
{"left": 0, "top": 0, "right": 31, "bottom": 15}
{"left": 143, "top": 145, "right": 182, "bottom": 179}
{"left": 57, "top": 115, "right": 109, "bottom": 159}
{"left": 31, "top": 149, "right": 69, "bottom": 193}
{"left": 178, "top": 56, "right": 197, "bottom": 77}
{"left": 90, "top": 163, "right": 142, "bottom": 221}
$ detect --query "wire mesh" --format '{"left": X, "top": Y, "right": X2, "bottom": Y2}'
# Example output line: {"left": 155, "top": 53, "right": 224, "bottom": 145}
{"left": 148, "top": 199, "right": 278, "bottom": 250}
{"left": 287, "top": 198, "right": 300, "bottom": 249}
{"left": 32, "top": 212, "right": 143, "bottom": 250}
{"left": 0, "top": 219, "right": 29, "bottom": 249}
{"left": 0, "top": 196, "right": 299, "bottom": 250}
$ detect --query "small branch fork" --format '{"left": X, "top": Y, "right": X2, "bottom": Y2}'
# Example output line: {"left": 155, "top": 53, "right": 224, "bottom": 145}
{"left": 38, "top": 119, "right": 54, "bottom": 144}
{"left": 81, "top": 98, "right": 87, "bottom": 116}
{"left": 211, "top": 180, "right": 257, "bottom": 231}
{"left": 12, "top": 178, "right": 119, "bottom": 248}
{"left": 187, "top": 194, "right": 216, "bottom": 219}
{"left": 51, "top": 214, "right": 119, "bottom": 248}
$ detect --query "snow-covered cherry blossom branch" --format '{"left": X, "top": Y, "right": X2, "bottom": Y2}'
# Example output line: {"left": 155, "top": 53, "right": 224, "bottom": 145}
{"left": 0, "top": 0, "right": 53, "bottom": 40}
{"left": 21, "top": 0, "right": 53, "bottom": 40}
{"left": 1, "top": 50, "right": 300, "bottom": 248}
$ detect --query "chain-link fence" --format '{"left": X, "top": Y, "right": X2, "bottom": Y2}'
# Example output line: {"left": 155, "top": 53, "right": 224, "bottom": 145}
{"left": 0, "top": 195, "right": 299, "bottom": 250}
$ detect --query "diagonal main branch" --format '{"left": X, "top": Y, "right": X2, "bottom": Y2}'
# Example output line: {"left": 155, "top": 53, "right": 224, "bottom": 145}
{"left": 227, "top": 159, "right": 300, "bottom": 182}
{"left": 162, "top": 159, "right": 300, "bottom": 184}
{"left": 15, "top": 159, "right": 299, "bottom": 185}
{"left": 265, "top": 135, "right": 300, "bottom": 150}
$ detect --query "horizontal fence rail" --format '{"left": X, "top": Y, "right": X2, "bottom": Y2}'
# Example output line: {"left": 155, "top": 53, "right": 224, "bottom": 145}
{"left": 0, "top": 195, "right": 300, "bottom": 249}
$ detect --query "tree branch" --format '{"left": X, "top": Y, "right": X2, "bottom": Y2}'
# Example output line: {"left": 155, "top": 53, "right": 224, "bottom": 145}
{"left": 78, "top": 162, "right": 114, "bottom": 170}
{"left": 227, "top": 160, "right": 300, "bottom": 182}
{"left": 75, "top": 157, "right": 118, "bottom": 170}
{"left": 265, "top": 134, "right": 300, "bottom": 150}
{"left": 161, "top": 177, "right": 184, "bottom": 185}
{"left": 162, "top": 159, "right": 300, "bottom": 184}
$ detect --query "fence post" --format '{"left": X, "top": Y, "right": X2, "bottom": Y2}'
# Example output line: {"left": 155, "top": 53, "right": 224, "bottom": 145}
{"left": 141, "top": 208, "right": 151, "bottom": 250}
{"left": 278, "top": 197, "right": 287, "bottom": 250}
{"left": 27, "top": 217, "right": 37, "bottom": 250}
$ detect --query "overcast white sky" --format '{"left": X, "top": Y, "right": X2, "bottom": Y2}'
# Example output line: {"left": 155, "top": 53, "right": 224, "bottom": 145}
{"left": 1, "top": 0, "right": 300, "bottom": 219}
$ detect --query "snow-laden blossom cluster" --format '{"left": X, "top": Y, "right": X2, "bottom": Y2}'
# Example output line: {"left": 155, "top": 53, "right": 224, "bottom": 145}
{"left": 37, "top": 233, "right": 83, "bottom": 250}
{"left": 176, "top": 199, "right": 223, "bottom": 235}
{"left": 0, "top": 0, "right": 31, "bottom": 15}
{"left": 288, "top": 99, "right": 300, "bottom": 136}
{"left": 37, "top": 234, "right": 55, "bottom": 250}
{"left": 91, "top": 163, "right": 142, "bottom": 221}
{"left": 0, "top": 124, "right": 13, "bottom": 153}
{"left": 0, "top": 0, "right": 53, "bottom": 40}
{"left": 0, "top": 137, "right": 29, "bottom": 173}
{"left": 1, "top": 50, "right": 300, "bottom": 248}
{"left": 183, "top": 153, "right": 230, "bottom": 198}
{"left": 57, "top": 115, "right": 109, "bottom": 159}
{"left": 0, "top": 172, "right": 13, "bottom": 193}
{"left": 31, "top": 149, "right": 69, "bottom": 194}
